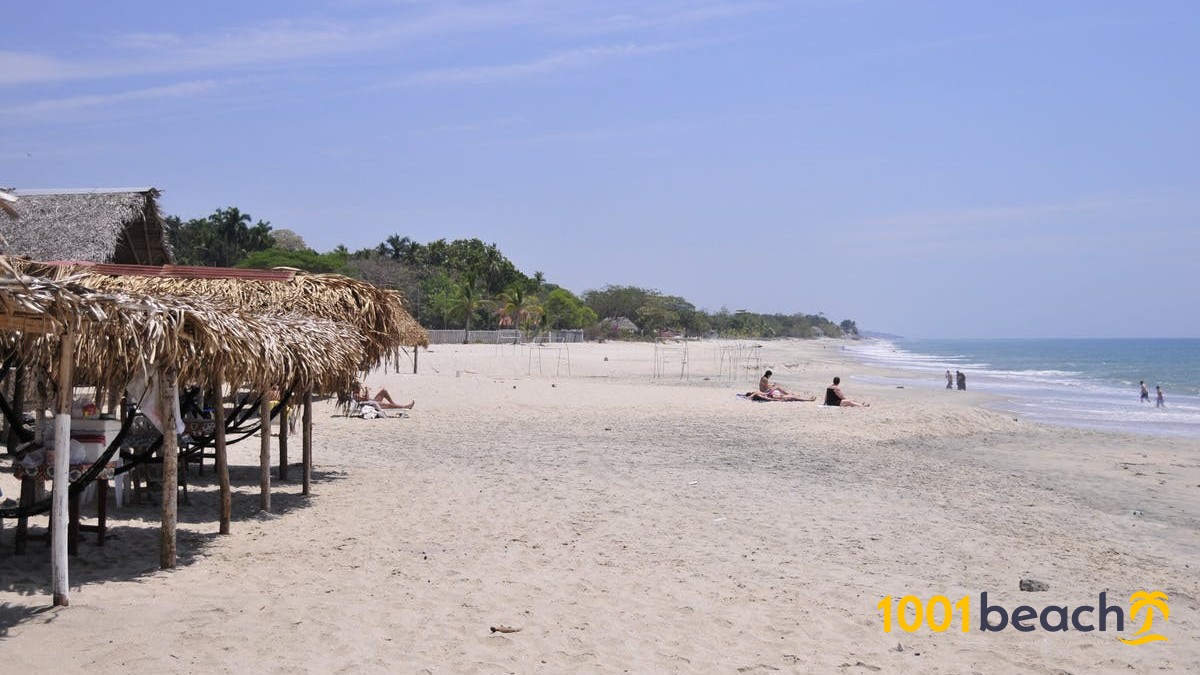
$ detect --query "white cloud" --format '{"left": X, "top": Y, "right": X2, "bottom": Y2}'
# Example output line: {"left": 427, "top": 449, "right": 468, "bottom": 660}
{"left": 572, "top": 1, "right": 775, "bottom": 34}
{"left": 0, "top": 51, "right": 79, "bottom": 86}
{"left": 0, "top": 4, "right": 555, "bottom": 86}
{"left": 400, "top": 42, "right": 679, "bottom": 85}
{"left": 1, "top": 80, "right": 226, "bottom": 117}
{"left": 0, "top": 2, "right": 761, "bottom": 87}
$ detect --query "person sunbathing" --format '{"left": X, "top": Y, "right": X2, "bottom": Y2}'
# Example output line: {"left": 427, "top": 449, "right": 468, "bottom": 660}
{"left": 744, "top": 389, "right": 815, "bottom": 402}
{"left": 824, "top": 376, "right": 869, "bottom": 407}
{"left": 353, "top": 383, "right": 415, "bottom": 409}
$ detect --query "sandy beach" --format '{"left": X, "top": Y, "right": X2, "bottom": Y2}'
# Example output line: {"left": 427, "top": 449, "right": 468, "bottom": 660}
{"left": 1, "top": 339, "right": 1197, "bottom": 673}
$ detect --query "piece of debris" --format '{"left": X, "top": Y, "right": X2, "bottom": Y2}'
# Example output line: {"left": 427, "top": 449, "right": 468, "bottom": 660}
{"left": 490, "top": 625, "right": 521, "bottom": 634}
{"left": 1019, "top": 578, "right": 1049, "bottom": 592}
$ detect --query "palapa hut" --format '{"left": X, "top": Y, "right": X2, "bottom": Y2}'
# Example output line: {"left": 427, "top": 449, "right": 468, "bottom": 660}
{"left": 0, "top": 264, "right": 382, "bottom": 606}
{"left": 3, "top": 256, "right": 428, "bottom": 607}
{"left": 1, "top": 188, "right": 173, "bottom": 265}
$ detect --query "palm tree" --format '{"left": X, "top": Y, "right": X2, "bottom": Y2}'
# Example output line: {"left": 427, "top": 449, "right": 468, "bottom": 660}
{"left": 495, "top": 285, "right": 527, "bottom": 327}
{"left": 452, "top": 273, "right": 488, "bottom": 341}
{"left": 496, "top": 284, "right": 545, "bottom": 336}
{"left": 518, "top": 296, "right": 545, "bottom": 336}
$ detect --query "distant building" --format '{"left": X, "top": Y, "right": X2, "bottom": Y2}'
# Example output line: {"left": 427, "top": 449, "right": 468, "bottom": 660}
{"left": 2, "top": 188, "right": 173, "bottom": 265}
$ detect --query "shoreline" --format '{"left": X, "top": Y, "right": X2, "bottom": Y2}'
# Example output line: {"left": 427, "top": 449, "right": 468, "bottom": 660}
{"left": 1, "top": 338, "right": 1196, "bottom": 673}
{"left": 846, "top": 337, "right": 1200, "bottom": 439}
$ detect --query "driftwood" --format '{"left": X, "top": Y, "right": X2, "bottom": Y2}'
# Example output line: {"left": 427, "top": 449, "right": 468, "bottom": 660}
{"left": 490, "top": 625, "right": 522, "bottom": 634}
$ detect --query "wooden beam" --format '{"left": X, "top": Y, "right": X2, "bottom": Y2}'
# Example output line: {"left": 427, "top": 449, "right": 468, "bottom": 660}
{"left": 159, "top": 368, "right": 179, "bottom": 569}
{"left": 259, "top": 397, "right": 270, "bottom": 512}
{"left": 51, "top": 332, "right": 75, "bottom": 607}
{"left": 302, "top": 392, "right": 313, "bottom": 496}
{"left": 278, "top": 402, "right": 288, "bottom": 481}
{"left": 0, "top": 313, "right": 58, "bottom": 334}
{"left": 213, "top": 371, "right": 231, "bottom": 535}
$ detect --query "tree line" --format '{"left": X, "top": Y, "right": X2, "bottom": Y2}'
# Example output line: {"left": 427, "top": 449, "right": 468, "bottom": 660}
{"left": 164, "top": 208, "right": 858, "bottom": 340}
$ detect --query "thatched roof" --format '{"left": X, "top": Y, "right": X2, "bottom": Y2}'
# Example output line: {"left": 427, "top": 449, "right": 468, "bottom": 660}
{"left": 19, "top": 261, "right": 429, "bottom": 364}
{"left": 0, "top": 269, "right": 367, "bottom": 395}
{"left": 1, "top": 188, "right": 173, "bottom": 265}
{"left": 0, "top": 189, "right": 17, "bottom": 220}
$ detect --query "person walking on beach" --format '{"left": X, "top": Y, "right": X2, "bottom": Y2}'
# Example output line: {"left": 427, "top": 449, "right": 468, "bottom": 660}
{"left": 946, "top": 370, "right": 953, "bottom": 389}
{"left": 1140, "top": 381, "right": 1150, "bottom": 403}
{"left": 1156, "top": 385, "right": 1165, "bottom": 408}
{"left": 956, "top": 370, "right": 966, "bottom": 391}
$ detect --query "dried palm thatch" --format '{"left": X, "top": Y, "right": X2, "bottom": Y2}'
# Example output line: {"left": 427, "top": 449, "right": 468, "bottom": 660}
{"left": 0, "top": 189, "right": 18, "bottom": 220}
{"left": 1, "top": 188, "right": 172, "bottom": 265}
{"left": 0, "top": 273, "right": 134, "bottom": 336}
{"left": 17, "top": 261, "right": 428, "bottom": 369}
{"left": 0, "top": 270, "right": 367, "bottom": 395}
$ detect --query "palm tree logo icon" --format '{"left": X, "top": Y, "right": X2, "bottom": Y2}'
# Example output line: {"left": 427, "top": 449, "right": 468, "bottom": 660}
{"left": 1119, "top": 591, "right": 1169, "bottom": 645}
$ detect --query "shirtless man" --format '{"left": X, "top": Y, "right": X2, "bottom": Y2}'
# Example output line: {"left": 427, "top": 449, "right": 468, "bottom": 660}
{"left": 824, "top": 376, "right": 869, "bottom": 407}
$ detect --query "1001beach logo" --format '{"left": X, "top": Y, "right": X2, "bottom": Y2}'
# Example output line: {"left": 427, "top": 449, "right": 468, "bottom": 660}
{"left": 877, "top": 591, "right": 1169, "bottom": 645}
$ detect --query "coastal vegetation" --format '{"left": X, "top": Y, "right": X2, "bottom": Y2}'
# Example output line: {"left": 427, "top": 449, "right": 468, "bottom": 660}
{"left": 165, "top": 208, "right": 857, "bottom": 340}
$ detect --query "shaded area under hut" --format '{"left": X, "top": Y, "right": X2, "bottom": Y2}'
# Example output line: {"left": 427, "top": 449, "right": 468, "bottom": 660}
{"left": 0, "top": 259, "right": 404, "bottom": 607}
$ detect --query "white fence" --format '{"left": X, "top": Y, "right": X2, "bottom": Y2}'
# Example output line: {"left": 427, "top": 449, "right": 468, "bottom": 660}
{"left": 425, "top": 329, "right": 584, "bottom": 345}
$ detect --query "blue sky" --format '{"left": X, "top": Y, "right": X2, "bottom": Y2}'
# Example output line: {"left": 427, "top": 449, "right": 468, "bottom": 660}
{"left": 3, "top": 1, "right": 1198, "bottom": 338}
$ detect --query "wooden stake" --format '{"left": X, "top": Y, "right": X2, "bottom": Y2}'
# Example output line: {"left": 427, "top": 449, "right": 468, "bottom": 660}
{"left": 214, "top": 371, "right": 231, "bottom": 535}
{"left": 278, "top": 402, "right": 288, "bottom": 481}
{"left": 259, "top": 397, "right": 270, "bottom": 512}
{"left": 302, "top": 391, "right": 313, "bottom": 496}
{"left": 159, "top": 368, "right": 179, "bottom": 570}
{"left": 51, "top": 332, "right": 75, "bottom": 607}
{"left": 413, "top": 345, "right": 419, "bottom": 374}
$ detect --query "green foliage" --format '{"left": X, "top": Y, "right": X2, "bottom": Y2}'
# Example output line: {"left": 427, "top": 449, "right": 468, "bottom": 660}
{"left": 236, "top": 247, "right": 348, "bottom": 274}
{"left": 581, "top": 285, "right": 653, "bottom": 323}
{"left": 449, "top": 273, "right": 489, "bottom": 337}
{"left": 161, "top": 208, "right": 860, "bottom": 338}
{"left": 495, "top": 284, "right": 545, "bottom": 333}
{"left": 165, "top": 207, "right": 274, "bottom": 267}
{"left": 542, "top": 288, "right": 596, "bottom": 330}
{"left": 424, "top": 270, "right": 459, "bottom": 328}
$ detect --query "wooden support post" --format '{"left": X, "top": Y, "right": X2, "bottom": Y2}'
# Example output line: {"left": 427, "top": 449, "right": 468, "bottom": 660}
{"left": 214, "top": 371, "right": 231, "bottom": 535}
{"left": 11, "top": 363, "right": 25, "bottom": 444}
{"left": 259, "top": 397, "right": 270, "bottom": 512}
{"left": 51, "top": 332, "right": 75, "bottom": 607}
{"left": 278, "top": 403, "right": 288, "bottom": 481}
{"left": 159, "top": 368, "right": 179, "bottom": 570}
{"left": 105, "top": 385, "right": 120, "bottom": 417}
{"left": 302, "top": 392, "right": 313, "bottom": 496}
{"left": 413, "top": 345, "right": 419, "bottom": 374}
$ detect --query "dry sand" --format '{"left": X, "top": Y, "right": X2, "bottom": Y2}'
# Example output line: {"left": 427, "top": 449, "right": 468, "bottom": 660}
{"left": 1, "top": 339, "right": 1197, "bottom": 673}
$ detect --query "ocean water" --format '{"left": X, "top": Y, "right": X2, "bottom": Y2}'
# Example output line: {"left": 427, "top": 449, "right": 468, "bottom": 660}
{"left": 846, "top": 338, "right": 1200, "bottom": 438}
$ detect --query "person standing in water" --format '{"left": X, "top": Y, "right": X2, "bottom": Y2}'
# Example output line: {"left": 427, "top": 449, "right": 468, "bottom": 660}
{"left": 1140, "top": 381, "right": 1150, "bottom": 403}
{"left": 1156, "top": 385, "right": 1165, "bottom": 408}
